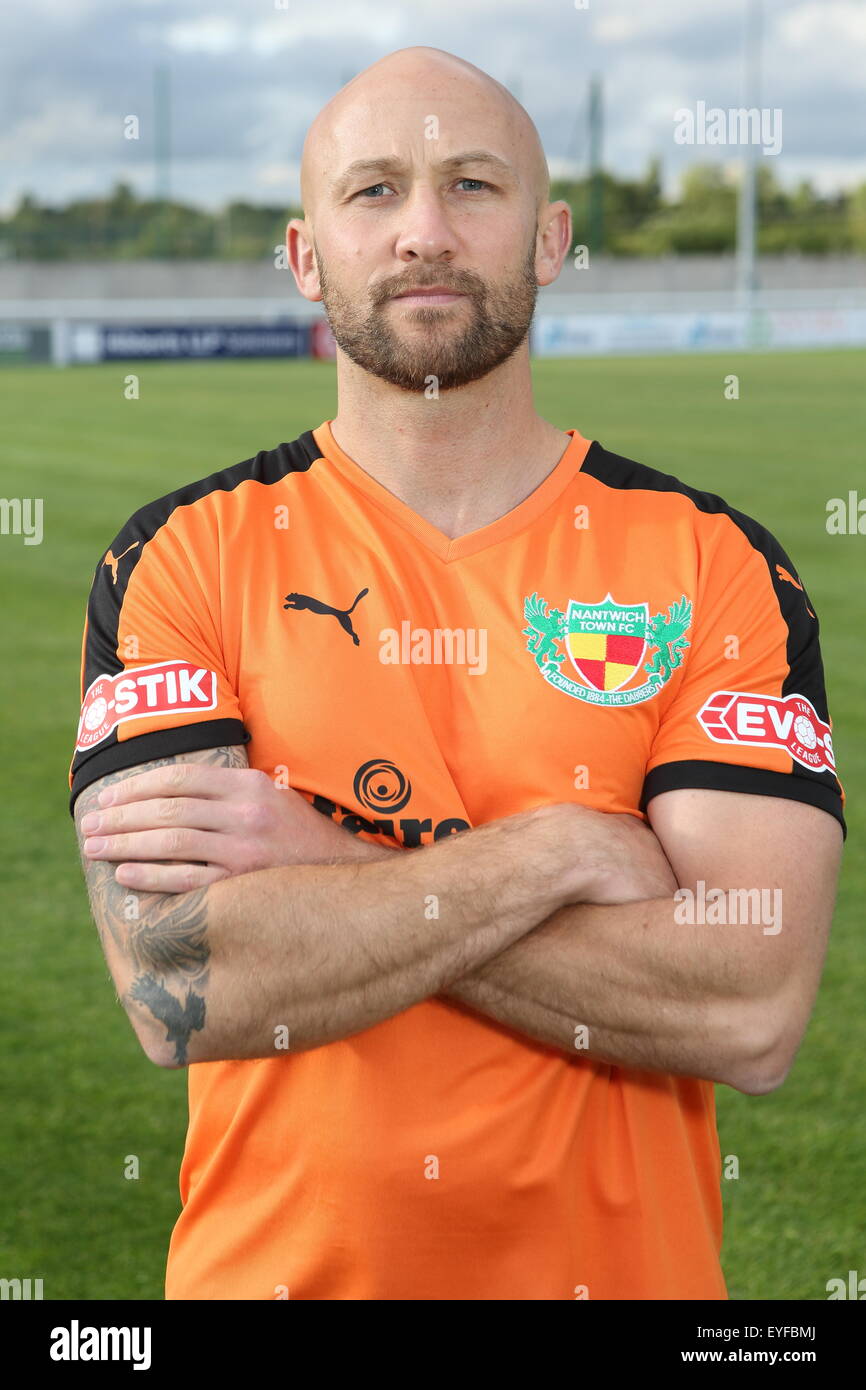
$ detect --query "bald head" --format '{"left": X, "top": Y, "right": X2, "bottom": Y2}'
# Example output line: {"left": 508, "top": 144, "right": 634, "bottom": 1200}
{"left": 288, "top": 47, "right": 570, "bottom": 395}
{"left": 300, "top": 46, "right": 550, "bottom": 229}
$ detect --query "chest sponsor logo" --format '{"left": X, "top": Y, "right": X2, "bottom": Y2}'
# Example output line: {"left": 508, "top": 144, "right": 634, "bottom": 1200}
{"left": 75, "top": 660, "right": 217, "bottom": 751}
{"left": 697, "top": 690, "right": 835, "bottom": 773}
{"left": 312, "top": 758, "right": 470, "bottom": 848}
{"left": 522, "top": 591, "right": 692, "bottom": 706}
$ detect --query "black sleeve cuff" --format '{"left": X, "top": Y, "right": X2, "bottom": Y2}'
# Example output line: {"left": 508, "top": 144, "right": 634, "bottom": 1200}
{"left": 640, "top": 759, "right": 847, "bottom": 840}
{"left": 68, "top": 718, "right": 252, "bottom": 817}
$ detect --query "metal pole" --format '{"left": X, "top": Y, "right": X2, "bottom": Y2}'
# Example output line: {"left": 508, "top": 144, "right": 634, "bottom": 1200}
{"left": 154, "top": 63, "right": 171, "bottom": 257}
{"left": 736, "top": 0, "right": 762, "bottom": 331}
{"left": 588, "top": 74, "right": 603, "bottom": 255}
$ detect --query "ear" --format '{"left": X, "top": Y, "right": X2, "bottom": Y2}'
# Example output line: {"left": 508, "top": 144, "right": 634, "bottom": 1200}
{"left": 535, "top": 200, "right": 572, "bottom": 288}
{"left": 287, "top": 218, "right": 322, "bottom": 302}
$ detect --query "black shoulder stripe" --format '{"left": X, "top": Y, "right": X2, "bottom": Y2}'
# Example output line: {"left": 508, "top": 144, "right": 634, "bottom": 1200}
{"left": 582, "top": 443, "right": 831, "bottom": 724}
{"left": 70, "top": 719, "right": 251, "bottom": 817}
{"left": 70, "top": 432, "right": 321, "bottom": 802}
{"left": 98, "top": 432, "right": 319, "bottom": 593}
{"left": 642, "top": 760, "right": 846, "bottom": 839}
{"left": 82, "top": 432, "right": 320, "bottom": 679}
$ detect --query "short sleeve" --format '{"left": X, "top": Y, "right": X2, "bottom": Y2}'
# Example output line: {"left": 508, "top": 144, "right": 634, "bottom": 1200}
{"left": 640, "top": 515, "right": 846, "bottom": 837}
{"left": 68, "top": 501, "right": 251, "bottom": 815}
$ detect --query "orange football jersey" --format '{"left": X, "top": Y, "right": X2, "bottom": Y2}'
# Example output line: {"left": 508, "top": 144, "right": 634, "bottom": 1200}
{"left": 69, "top": 421, "right": 845, "bottom": 1300}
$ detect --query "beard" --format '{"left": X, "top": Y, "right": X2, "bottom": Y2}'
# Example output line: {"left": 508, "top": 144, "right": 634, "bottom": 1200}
{"left": 315, "top": 236, "right": 539, "bottom": 392}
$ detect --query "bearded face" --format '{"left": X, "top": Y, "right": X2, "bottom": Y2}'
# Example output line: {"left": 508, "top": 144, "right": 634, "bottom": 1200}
{"left": 315, "top": 235, "right": 539, "bottom": 393}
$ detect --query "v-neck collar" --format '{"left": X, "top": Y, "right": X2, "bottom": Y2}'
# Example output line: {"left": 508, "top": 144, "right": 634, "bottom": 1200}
{"left": 311, "top": 420, "right": 593, "bottom": 564}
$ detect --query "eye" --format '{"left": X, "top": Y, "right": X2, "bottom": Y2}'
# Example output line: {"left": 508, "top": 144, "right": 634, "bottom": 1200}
{"left": 457, "top": 178, "right": 490, "bottom": 192}
{"left": 356, "top": 183, "right": 392, "bottom": 199}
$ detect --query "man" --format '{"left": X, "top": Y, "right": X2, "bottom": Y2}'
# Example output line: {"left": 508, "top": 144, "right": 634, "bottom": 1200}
{"left": 69, "top": 48, "right": 844, "bottom": 1301}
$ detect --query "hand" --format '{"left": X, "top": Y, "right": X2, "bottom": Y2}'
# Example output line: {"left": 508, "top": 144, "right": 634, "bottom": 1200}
{"left": 80, "top": 764, "right": 392, "bottom": 893}
{"left": 551, "top": 801, "right": 679, "bottom": 906}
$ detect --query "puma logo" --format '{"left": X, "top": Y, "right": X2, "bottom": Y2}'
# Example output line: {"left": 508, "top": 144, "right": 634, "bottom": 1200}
{"left": 776, "top": 563, "right": 803, "bottom": 591}
{"left": 103, "top": 542, "right": 139, "bottom": 585}
{"left": 775, "top": 564, "right": 815, "bottom": 618}
{"left": 283, "top": 587, "right": 369, "bottom": 645}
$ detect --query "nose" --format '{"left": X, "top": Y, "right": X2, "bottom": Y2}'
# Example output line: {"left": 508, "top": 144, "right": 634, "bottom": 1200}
{"left": 393, "top": 183, "right": 457, "bottom": 263}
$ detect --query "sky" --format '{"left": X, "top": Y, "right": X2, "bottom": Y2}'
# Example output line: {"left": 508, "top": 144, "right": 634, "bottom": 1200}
{"left": 1, "top": 0, "right": 864, "bottom": 216}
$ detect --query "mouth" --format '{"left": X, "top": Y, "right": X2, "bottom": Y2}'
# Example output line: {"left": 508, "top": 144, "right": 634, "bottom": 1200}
{"left": 391, "top": 287, "right": 467, "bottom": 306}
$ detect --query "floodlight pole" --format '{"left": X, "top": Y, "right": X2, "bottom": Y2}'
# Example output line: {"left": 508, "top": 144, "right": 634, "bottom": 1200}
{"left": 154, "top": 63, "right": 172, "bottom": 258}
{"left": 736, "top": 0, "right": 762, "bottom": 335}
{"left": 588, "top": 74, "right": 603, "bottom": 255}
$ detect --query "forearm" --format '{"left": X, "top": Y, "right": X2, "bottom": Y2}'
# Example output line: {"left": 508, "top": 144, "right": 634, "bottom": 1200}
{"left": 96, "top": 765, "right": 758, "bottom": 1081}
{"left": 100, "top": 762, "right": 830, "bottom": 1094}
{"left": 446, "top": 896, "right": 774, "bottom": 1087}
{"left": 344, "top": 816, "right": 810, "bottom": 1090}
{"left": 277, "top": 822, "right": 735, "bottom": 1080}
{"left": 317, "top": 830, "right": 730, "bottom": 1078}
{"left": 129, "top": 805, "right": 573, "bottom": 1065}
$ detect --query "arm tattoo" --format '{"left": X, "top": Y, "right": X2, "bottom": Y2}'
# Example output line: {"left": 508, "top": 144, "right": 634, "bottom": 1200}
{"left": 74, "top": 744, "right": 248, "bottom": 1064}
{"left": 128, "top": 973, "right": 206, "bottom": 1065}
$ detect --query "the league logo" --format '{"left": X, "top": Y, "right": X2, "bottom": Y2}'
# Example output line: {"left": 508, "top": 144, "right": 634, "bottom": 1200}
{"left": 76, "top": 659, "right": 218, "bottom": 751}
{"left": 697, "top": 690, "right": 835, "bottom": 773}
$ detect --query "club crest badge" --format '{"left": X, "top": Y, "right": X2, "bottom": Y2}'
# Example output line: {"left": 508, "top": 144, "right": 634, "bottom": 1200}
{"left": 522, "top": 591, "right": 692, "bottom": 706}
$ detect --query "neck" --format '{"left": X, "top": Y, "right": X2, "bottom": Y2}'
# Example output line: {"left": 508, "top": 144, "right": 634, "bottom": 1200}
{"left": 327, "top": 342, "right": 572, "bottom": 540}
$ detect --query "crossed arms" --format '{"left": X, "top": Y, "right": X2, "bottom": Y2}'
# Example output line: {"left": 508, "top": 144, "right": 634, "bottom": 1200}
{"left": 74, "top": 743, "right": 842, "bottom": 1094}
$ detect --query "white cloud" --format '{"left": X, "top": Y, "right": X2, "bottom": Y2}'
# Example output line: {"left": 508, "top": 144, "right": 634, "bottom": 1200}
{"left": 254, "top": 161, "right": 299, "bottom": 190}
{"left": 1, "top": 0, "right": 864, "bottom": 214}
{"left": 780, "top": 0, "right": 866, "bottom": 50}
{"left": 594, "top": 15, "right": 643, "bottom": 43}
{"left": 166, "top": 5, "right": 406, "bottom": 57}
{"left": 0, "top": 95, "right": 116, "bottom": 162}
{"left": 165, "top": 18, "right": 241, "bottom": 56}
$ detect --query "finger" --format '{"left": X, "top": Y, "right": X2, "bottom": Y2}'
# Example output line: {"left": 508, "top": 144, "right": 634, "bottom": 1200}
{"left": 97, "top": 763, "right": 254, "bottom": 808}
{"left": 114, "top": 860, "right": 230, "bottom": 893}
{"left": 83, "top": 826, "right": 224, "bottom": 863}
{"left": 81, "top": 795, "right": 236, "bottom": 838}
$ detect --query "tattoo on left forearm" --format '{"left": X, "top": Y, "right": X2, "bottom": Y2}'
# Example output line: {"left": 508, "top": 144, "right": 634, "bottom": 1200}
{"left": 75, "top": 745, "right": 245, "bottom": 1064}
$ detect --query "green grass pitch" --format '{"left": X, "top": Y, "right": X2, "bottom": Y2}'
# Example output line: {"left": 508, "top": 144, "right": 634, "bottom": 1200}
{"left": 1, "top": 349, "right": 863, "bottom": 1300}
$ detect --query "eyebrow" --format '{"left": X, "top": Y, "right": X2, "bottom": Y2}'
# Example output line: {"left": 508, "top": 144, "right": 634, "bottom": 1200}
{"left": 330, "top": 150, "right": 516, "bottom": 199}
